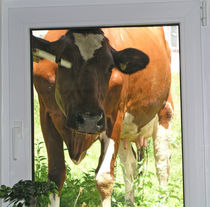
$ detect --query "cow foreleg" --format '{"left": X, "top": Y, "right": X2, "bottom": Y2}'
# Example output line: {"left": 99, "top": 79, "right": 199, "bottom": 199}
{"left": 118, "top": 140, "right": 136, "bottom": 203}
{"left": 48, "top": 194, "right": 60, "bottom": 207}
{"left": 152, "top": 123, "right": 171, "bottom": 188}
{"left": 96, "top": 133, "right": 117, "bottom": 207}
{"left": 39, "top": 104, "right": 66, "bottom": 207}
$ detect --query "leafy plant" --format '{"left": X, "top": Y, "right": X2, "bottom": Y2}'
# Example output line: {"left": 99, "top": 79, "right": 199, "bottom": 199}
{"left": 60, "top": 167, "right": 101, "bottom": 207}
{"left": 34, "top": 141, "right": 48, "bottom": 182}
{"left": 0, "top": 180, "right": 58, "bottom": 207}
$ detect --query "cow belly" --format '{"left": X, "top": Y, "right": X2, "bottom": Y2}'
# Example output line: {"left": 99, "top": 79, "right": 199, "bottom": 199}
{"left": 121, "top": 112, "right": 158, "bottom": 141}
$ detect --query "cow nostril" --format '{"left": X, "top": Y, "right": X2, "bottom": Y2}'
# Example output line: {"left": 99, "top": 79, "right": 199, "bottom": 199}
{"left": 96, "top": 113, "right": 105, "bottom": 128}
{"left": 77, "top": 114, "right": 85, "bottom": 124}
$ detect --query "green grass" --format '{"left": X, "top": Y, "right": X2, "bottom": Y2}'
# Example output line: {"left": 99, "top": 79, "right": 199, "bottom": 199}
{"left": 34, "top": 72, "right": 183, "bottom": 207}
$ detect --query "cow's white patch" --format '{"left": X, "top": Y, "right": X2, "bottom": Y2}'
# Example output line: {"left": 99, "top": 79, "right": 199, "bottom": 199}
{"left": 120, "top": 33, "right": 124, "bottom": 41}
{"left": 166, "top": 101, "right": 174, "bottom": 114}
{"left": 96, "top": 133, "right": 115, "bottom": 180}
{"left": 101, "top": 196, "right": 112, "bottom": 207}
{"left": 140, "top": 115, "right": 158, "bottom": 138}
{"left": 73, "top": 33, "right": 104, "bottom": 61}
{"left": 121, "top": 112, "right": 139, "bottom": 141}
{"left": 118, "top": 141, "right": 136, "bottom": 203}
{"left": 96, "top": 133, "right": 114, "bottom": 207}
{"left": 121, "top": 112, "right": 158, "bottom": 141}
{"left": 48, "top": 194, "right": 60, "bottom": 207}
{"left": 153, "top": 123, "right": 171, "bottom": 187}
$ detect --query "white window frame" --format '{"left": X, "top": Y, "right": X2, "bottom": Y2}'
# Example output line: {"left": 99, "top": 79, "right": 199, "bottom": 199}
{"left": 0, "top": 0, "right": 207, "bottom": 206}
{"left": 201, "top": 1, "right": 210, "bottom": 206}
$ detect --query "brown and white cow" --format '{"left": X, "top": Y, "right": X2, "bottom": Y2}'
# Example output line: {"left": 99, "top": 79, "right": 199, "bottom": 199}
{"left": 32, "top": 27, "right": 173, "bottom": 207}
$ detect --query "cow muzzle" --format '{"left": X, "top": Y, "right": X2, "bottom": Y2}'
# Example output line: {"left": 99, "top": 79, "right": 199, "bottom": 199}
{"left": 68, "top": 131, "right": 99, "bottom": 165}
{"left": 67, "top": 111, "right": 105, "bottom": 134}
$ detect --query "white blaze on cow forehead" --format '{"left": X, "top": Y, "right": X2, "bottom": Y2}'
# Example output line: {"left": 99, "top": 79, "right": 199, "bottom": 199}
{"left": 73, "top": 33, "right": 104, "bottom": 61}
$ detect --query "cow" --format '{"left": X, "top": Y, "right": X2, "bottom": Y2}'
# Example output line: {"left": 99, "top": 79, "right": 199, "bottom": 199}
{"left": 32, "top": 27, "right": 173, "bottom": 207}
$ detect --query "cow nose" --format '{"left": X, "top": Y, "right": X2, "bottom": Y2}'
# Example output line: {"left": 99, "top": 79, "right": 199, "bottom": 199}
{"left": 76, "top": 113, "right": 85, "bottom": 125}
{"left": 75, "top": 111, "right": 105, "bottom": 134}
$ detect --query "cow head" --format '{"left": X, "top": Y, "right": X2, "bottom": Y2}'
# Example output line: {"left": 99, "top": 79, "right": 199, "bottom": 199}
{"left": 32, "top": 28, "right": 149, "bottom": 162}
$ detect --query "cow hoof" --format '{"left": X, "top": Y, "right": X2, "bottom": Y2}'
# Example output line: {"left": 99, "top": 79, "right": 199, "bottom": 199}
{"left": 125, "top": 199, "right": 135, "bottom": 207}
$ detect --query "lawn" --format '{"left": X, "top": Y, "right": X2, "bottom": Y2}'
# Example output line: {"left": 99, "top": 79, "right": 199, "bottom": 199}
{"left": 34, "top": 72, "right": 183, "bottom": 207}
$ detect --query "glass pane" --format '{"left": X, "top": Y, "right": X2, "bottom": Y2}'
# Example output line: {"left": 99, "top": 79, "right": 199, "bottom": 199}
{"left": 32, "top": 25, "right": 183, "bottom": 206}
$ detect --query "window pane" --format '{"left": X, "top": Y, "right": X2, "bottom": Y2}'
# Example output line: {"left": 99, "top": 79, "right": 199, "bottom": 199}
{"left": 32, "top": 25, "right": 183, "bottom": 206}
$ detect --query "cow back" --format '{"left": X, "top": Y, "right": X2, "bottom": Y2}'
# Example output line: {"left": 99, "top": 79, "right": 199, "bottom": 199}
{"left": 103, "top": 27, "right": 171, "bottom": 128}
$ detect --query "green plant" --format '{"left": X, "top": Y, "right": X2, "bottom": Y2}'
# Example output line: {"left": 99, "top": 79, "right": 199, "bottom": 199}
{"left": 0, "top": 180, "right": 58, "bottom": 207}
{"left": 60, "top": 167, "right": 101, "bottom": 207}
{"left": 34, "top": 141, "right": 48, "bottom": 182}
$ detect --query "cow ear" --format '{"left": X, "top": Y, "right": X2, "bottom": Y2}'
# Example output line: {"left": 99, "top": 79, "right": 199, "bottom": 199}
{"left": 31, "top": 35, "right": 61, "bottom": 63}
{"left": 113, "top": 48, "right": 149, "bottom": 74}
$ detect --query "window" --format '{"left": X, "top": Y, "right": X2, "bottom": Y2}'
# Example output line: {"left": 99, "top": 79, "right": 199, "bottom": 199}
{"left": 0, "top": 1, "right": 206, "bottom": 206}
{"left": 32, "top": 25, "right": 183, "bottom": 206}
